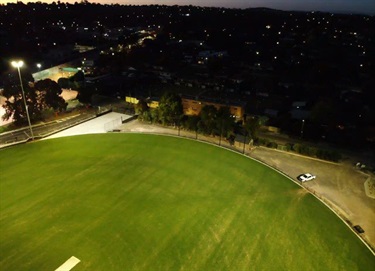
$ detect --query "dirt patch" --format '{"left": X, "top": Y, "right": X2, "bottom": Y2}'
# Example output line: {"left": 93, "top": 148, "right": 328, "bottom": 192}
{"left": 295, "top": 188, "right": 309, "bottom": 201}
{"left": 60, "top": 89, "right": 78, "bottom": 101}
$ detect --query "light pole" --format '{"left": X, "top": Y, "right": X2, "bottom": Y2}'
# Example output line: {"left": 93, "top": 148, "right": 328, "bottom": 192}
{"left": 219, "top": 118, "right": 223, "bottom": 146}
{"left": 300, "top": 119, "right": 305, "bottom": 139}
{"left": 11, "top": 60, "right": 34, "bottom": 140}
{"left": 77, "top": 67, "right": 86, "bottom": 88}
{"left": 242, "top": 131, "right": 247, "bottom": 154}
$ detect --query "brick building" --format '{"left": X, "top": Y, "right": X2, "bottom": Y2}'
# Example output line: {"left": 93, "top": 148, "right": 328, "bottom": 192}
{"left": 181, "top": 96, "right": 245, "bottom": 120}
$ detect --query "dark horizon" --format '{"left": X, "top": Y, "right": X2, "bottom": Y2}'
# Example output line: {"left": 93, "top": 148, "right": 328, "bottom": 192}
{"left": 2, "top": 0, "right": 375, "bottom": 16}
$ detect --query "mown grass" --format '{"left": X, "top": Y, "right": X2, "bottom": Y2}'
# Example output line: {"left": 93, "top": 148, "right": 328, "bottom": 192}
{"left": 0, "top": 133, "right": 373, "bottom": 271}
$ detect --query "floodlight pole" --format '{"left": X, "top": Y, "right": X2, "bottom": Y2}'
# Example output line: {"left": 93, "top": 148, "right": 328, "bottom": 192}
{"left": 243, "top": 132, "right": 247, "bottom": 154}
{"left": 12, "top": 61, "right": 34, "bottom": 140}
{"left": 301, "top": 119, "right": 305, "bottom": 139}
{"left": 219, "top": 118, "right": 223, "bottom": 146}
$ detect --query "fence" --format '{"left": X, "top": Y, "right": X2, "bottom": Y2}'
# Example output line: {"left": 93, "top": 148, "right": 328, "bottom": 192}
{"left": 104, "top": 117, "right": 123, "bottom": 132}
{"left": 125, "top": 124, "right": 254, "bottom": 156}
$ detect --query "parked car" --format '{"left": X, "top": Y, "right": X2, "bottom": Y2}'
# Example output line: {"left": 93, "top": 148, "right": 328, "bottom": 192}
{"left": 297, "top": 173, "right": 316, "bottom": 182}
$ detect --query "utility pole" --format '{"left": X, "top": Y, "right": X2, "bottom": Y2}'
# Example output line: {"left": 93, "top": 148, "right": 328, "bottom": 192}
{"left": 301, "top": 119, "right": 305, "bottom": 139}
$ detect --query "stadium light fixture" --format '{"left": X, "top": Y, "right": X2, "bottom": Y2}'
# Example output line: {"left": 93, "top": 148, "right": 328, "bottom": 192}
{"left": 11, "top": 60, "right": 34, "bottom": 140}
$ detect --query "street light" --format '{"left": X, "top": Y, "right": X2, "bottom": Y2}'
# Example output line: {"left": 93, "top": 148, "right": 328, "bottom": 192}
{"left": 301, "top": 119, "right": 305, "bottom": 139}
{"left": 11, "top": 60, "right": 34, "bottom": 140}
{"left": 36, "top": 63, "right": 42, "bottom": 70}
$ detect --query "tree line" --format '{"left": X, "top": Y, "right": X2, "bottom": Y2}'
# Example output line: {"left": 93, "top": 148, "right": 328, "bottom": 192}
{"left": 135, "top": 92, "right": 261, "bottom": 143}
{"left": 2, "top": 71, "right": 67, "bottom": 124}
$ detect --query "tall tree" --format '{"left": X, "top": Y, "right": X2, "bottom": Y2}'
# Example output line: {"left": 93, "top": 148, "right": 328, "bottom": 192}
{"left": 2, "top": 74, "right": 67, "bottom": 123}
{"left": 198, "top": 105, "right": 218, "bottom": 135}
{"left": 216, "top": 106, "right": 235, "bottom": 138}
{"left": 183, "top": 115, "right": 200, "bottom": 131}
{"left": 76, "top": 83, "right": 95, "bottom": 104}
{"left": 34, "top": 79, "right": 67, "bottom": 111}
{"left": 70, "top": 70, "right": 85, "bottom": 84}
{"left": 135, "top": 99, "right": 151, "bottom": 122}
{"left": 244, "top": 116, "right": 261, "bottom": 140}
{"left": 2, "top": 70, "right": 37, "bottom": 123}
{"left": 157, "top": 92, "right": 183, "bottom": 125}
{"left": 135, "top": 99, "right": 149, "bottom": 115}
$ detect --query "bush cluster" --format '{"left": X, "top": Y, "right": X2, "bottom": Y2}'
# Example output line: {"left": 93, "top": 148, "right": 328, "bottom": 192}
{"left": 292, "top": 143, "right": 341, "bottom": 162}
{"left": 255, "top": 138, "right": 341, "bottom": 162}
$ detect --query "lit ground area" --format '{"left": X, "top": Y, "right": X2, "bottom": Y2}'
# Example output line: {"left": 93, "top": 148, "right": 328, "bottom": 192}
{"left": 44, "top": 112, "right": 131, "bottom": 139}
{"left": 0, "top": 134, "right": 374, "bottom": 271}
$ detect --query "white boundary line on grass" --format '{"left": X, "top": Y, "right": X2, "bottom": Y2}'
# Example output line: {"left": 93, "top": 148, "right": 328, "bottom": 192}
{"left": 55, "top": 256, "right": 80, "bottom": 271}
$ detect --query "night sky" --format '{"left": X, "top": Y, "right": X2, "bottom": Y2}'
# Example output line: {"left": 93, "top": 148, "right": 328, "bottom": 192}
{"left": 1, "top": 0, "right": 374, "bottom": 14}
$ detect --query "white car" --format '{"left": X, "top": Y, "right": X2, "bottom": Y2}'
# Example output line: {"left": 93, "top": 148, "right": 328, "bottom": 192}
{"left": 297, "top": 173, "right": 316, "bottom": 182}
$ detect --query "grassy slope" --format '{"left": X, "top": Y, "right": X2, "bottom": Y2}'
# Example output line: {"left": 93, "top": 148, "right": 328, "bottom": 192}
{"left": 0, "top": 134, "right": 373, "bottom": 271}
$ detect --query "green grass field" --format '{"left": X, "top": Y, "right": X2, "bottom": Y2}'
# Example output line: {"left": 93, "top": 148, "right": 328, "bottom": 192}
{"left": 0, "top": 134, "right": 374, "bottom": 270}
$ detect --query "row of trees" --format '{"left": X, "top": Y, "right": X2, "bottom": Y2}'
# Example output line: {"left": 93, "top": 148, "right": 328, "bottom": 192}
{"left": 136, "top": 92, "right": 261, "bottom": 141}
{"left": 2, "top": 68, "right": 106, "bottom": 126}
{"left": 2, "top": 71, "right": 67, "bottom": 124}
